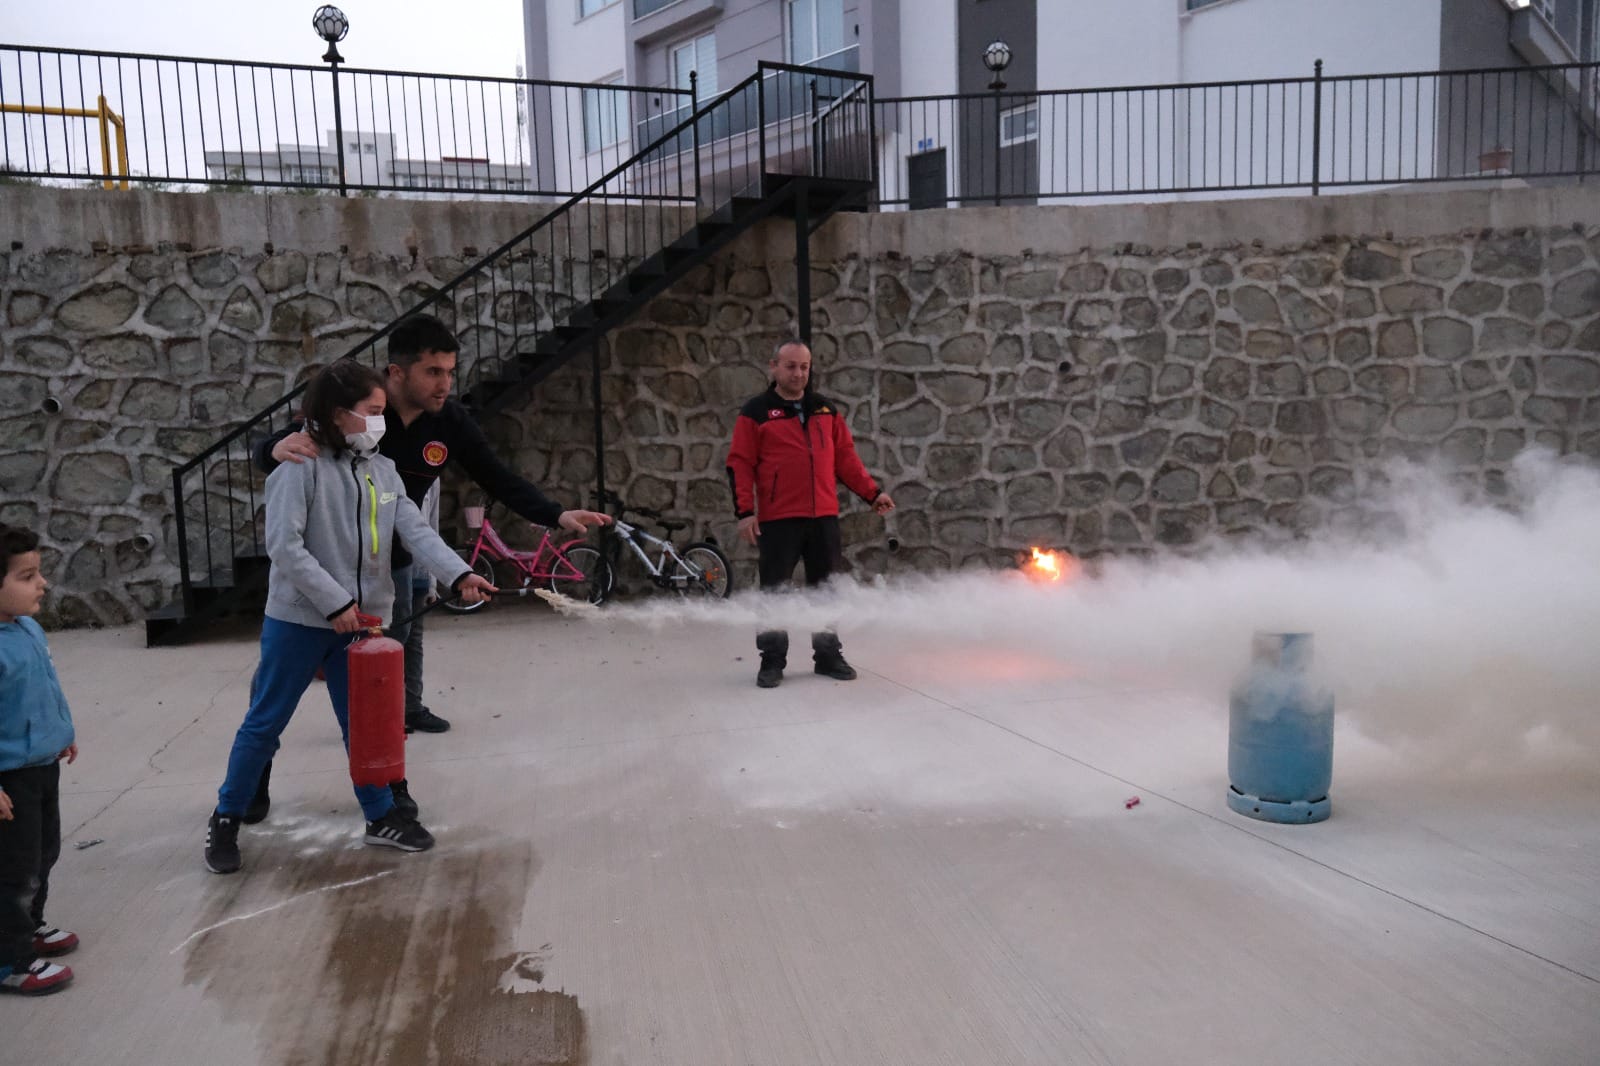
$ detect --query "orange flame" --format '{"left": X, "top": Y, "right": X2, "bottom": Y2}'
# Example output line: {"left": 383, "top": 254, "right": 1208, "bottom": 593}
{"left": 1026, "top": 546, "right": 1077, "bottom": 583}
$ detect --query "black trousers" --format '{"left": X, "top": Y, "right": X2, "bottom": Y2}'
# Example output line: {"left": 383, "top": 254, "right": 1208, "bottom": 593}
{"left": 757, "top": 516, "right": 843, "bottom": 590}
{"left": 756, "top": 517, "right": 844, "bottom": 662}
{"left": 0, "top": 761, "right": 61, "bottom": 970}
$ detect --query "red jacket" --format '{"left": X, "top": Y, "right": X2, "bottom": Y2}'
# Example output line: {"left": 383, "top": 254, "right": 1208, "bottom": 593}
{"left": 726, "top": 387, "right": 880, "bottom": 521}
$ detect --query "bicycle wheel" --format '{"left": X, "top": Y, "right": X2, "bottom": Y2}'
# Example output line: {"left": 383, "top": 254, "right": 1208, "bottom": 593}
{"left": 549, "top": 544, "right": 614, "bottom": 606}
{"left": 673, "top": 543, "right": 734, "bottom": 599}
{"left": 442, "top": 550, "right": 496, "bottom": 613}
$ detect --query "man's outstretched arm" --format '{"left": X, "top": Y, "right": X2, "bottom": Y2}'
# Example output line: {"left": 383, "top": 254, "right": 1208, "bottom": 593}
{"left": 448, "top": 405, "right": 609, "bottom": 532}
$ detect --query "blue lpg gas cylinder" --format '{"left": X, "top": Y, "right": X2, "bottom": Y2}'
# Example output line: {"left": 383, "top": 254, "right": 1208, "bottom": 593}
{"left": 1227, "top": 632, "right": 1334, "bottom": 824}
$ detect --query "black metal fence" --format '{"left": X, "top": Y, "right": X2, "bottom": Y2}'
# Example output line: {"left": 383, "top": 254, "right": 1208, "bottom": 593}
{"left": 6, "top": 45, "right": 1596, "bottom": 206}
{"left": 0, "top": 43, "right": 692, "bottom": 198}
{"left": 875, "top": 60, "right": 1600, "bottom": 206}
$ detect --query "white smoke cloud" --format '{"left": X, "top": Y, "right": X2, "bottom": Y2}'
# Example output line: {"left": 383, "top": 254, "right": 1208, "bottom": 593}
{"left": 611, "top": 450, "right": 1600, "bottom": 764}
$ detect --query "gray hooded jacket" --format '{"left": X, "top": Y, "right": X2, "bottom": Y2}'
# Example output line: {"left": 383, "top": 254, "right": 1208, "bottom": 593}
{"left": 263, "top": 448, "right": 471, "bottom": 628}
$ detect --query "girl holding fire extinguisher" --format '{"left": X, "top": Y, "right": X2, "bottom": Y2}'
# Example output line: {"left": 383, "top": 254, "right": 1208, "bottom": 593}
{"left": 204, "top": 361, "right": 495, "bottom": 875}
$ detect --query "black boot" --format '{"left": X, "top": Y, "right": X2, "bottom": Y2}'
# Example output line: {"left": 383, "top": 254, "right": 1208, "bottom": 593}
{"left": 405, "top": 706, "right": 451, "bottom": 733}
{"left": 241, "top": 759, "right": 272, "bottom": 824}
{"left": 756, "top": 630, "right": 789, "bottom": 688}
{"left": 812, "top": 632, "right": 857, "bottom": 681}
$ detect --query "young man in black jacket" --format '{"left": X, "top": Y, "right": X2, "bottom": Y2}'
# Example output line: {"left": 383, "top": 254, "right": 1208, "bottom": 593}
{"left": 249, "top": 315, "right": 609, "bottom": 813}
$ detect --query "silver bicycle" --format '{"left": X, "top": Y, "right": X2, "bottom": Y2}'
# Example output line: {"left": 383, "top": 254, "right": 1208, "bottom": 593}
{"left": 595, "top": 492, "right": 734, "bottom": 602}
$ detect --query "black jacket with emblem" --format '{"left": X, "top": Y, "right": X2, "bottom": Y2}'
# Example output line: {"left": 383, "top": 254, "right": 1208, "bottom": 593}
{"left": 253, "top": 398, "right": 565, "bottom": 567}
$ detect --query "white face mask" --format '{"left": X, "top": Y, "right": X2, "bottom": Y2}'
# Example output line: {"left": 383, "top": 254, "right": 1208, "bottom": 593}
{"left": 344, "top": 414, "right": 386, "bottom": 454}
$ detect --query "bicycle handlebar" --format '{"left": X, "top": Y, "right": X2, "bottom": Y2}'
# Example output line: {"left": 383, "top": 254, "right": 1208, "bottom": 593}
{"left": 593, "top": 491, "right": 667, "bottom": 523}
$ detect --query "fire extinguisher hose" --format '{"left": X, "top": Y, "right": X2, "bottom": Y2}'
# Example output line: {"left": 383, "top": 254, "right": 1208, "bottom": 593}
{"left": 384, "top": 586, "right": 530, "bottom": 631}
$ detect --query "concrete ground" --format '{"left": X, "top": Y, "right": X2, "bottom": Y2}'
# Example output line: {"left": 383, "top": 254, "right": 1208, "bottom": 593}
{"left": 3, "top": 603, "right": 1597, "bottom": 1066}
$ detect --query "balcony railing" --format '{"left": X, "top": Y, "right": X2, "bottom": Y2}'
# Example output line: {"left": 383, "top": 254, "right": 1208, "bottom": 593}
{"left": 874, "top": 59, "right": 1600, "bottom": 206}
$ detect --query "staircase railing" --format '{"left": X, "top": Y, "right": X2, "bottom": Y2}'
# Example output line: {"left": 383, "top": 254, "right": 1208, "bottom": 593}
{"left": 163, "top": 61, "right": 873, "bottom": 617}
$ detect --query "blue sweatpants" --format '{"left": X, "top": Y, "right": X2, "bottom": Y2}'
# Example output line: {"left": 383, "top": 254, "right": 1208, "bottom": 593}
{"left": 217, "top": 617, "right": 395, "bottom": 822}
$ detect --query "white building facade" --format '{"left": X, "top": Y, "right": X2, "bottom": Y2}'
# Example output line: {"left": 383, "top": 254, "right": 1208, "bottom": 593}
{"left": 204, "top": 128, "right": 534, "bottom": 195}
{"left": 517, "top": 0, "right": 1596, "bottom": 205}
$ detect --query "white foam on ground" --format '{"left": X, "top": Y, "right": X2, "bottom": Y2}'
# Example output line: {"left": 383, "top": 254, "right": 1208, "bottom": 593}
{"left": 611, "top": 452, "right": 1600, "bottom": 767}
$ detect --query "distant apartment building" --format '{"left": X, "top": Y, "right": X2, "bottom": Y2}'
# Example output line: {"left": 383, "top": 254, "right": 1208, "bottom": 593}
{"left": 204, "top": 129, "right": 534, "bottom": 195}
{"left": 520, "top": 0, "right": 1596, "bottom": 205}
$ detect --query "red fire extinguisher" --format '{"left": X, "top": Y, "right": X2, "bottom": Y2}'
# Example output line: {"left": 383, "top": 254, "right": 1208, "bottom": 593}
{"left": 347, "top": 612, "right": 406, "bottom": 788}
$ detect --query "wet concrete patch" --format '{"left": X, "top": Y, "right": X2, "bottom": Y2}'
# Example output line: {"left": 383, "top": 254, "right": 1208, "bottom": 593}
{"left": 180, "top": 826, "right": 583, "bottom": 1065}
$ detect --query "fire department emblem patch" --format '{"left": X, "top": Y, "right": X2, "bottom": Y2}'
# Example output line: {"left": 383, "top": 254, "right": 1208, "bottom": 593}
{"left": 422, "top": 441, "right": 449, "bottom": 466}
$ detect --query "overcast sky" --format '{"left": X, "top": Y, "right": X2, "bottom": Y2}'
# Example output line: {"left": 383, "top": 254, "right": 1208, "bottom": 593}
{"left": 3, "top": 0, "right": 528, "bottom": 78}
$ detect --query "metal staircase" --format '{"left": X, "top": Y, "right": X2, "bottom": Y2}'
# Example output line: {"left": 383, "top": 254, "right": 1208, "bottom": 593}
{"left": 145, "top": 61, "right": 875, "bottom": 646}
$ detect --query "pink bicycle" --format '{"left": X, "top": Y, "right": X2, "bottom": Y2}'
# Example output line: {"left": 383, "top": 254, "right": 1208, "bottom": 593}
{"left": 443, "top": 501, "right": 614, "bottom": 612}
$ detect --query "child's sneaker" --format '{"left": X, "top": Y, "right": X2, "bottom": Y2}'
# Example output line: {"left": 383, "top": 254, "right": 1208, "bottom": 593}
{"left": 204, "top": 810, "right": 242, "bottom": 874}
{"left": 364, "top": 809, "right": 434, "bottom": 852}
{"left": 32, "top": 926, "right": 78, "bottom": 957}
{"left": 0, "top": 958, "right": 73, "bottom": 995}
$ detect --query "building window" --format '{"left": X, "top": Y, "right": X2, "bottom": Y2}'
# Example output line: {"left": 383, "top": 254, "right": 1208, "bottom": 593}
{"left": 579, "top": 0, "right": 619, "bottom": 16}
{"left": 999, "top": 102, "right": 1038, "bottom": 147}
{"left": 1186, "top": 0, "right": 1227, "bottom": 8}
{"left": 786, "top": 0, "right": 845, "bottom": 65}
{"left": 671, "top": 32, "right": 717, "bottom": 98}
{"left": 633, "top": 0, "right": 678, "bottom": 18}
{"left": 582, "top": 80, "right": 628, "bottom": 152}
{"left": 1534, "top": 0, "right": 1600, "bottom": 61}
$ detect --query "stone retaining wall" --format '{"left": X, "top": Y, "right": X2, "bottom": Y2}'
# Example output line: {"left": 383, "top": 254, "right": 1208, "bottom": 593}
{"left": 1, "top": 184, "right": 1597, "bottom": 625}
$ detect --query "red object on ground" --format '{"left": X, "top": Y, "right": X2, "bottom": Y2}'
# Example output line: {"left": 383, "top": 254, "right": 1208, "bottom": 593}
{"left": 1124, "top": 796, "right": 1141, "bottom": 809}
{"left": 347, "top": 613, "right": 406, "bottom": 788}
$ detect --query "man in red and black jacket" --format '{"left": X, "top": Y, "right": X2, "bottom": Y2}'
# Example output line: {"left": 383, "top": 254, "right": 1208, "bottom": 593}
{"left": 726, "top": 339, "right": 895, "bottom": 688}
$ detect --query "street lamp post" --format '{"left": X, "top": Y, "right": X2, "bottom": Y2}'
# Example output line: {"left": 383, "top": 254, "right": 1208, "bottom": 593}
{"left": 313, "top": 5, "right": 350, "bottom": 197}
{"left": 983, "top": 39, "right": 1012, "bottom": 207}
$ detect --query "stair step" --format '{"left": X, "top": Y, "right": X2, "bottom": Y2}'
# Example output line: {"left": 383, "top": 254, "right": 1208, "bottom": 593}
{"left": 233, "top": 553, "right": 270, "bottom": 576}
{"left": 146, "top": 601, "right": 187, "bottom": 623}
{"left": 704, "top": 196, "right": 766, "bottom": 226}
{"left": 637, "top": 246, "right": 697, "bottom": 277}
{"left": 664, "top": 233, "right": 702, "bottom": 255}
{"left": 565, "top": 299, "right": 623, "bottom": 330}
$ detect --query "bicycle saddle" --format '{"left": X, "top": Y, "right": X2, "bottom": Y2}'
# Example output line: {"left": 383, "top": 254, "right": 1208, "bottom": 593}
{"left": 656, "top": 518, "right": 688, "bottom": 532}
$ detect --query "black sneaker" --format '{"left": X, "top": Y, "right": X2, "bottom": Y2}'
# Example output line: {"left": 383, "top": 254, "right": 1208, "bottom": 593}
{"left": 364, "top": 809, "right": 435, "bottom": 852}
{"left": 204, "top": 811, "right": 242, "bottom": 874}
{"left": 389, "top": 779, "right": 419, "bottom": 820}
{"left": 404, "top": 706, "right": 451, "bottom": 733}
{"left": 241, "top": 760, "right": 272, "bottom": 824}
{"left": 814, "top": 655, "right": 858, "bottom": 681}
{"left": 756, "top": 662, "right": 784, "bottom": 688}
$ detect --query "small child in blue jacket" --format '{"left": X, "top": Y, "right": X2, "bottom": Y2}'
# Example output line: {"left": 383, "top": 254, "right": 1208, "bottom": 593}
{"left": 0, "top": 523, "right": 79, "bottom": 996}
